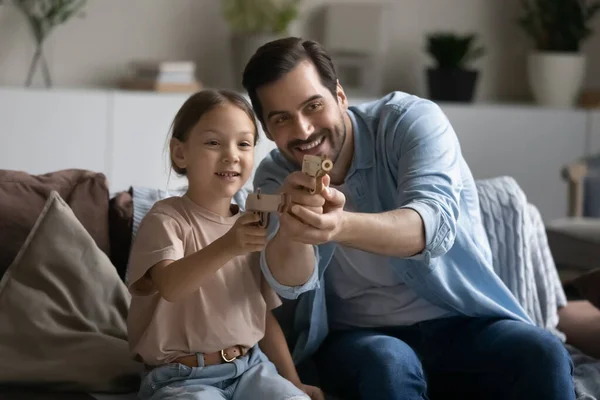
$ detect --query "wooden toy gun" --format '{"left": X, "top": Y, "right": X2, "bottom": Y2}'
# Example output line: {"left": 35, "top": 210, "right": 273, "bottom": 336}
{"left": 245, "top": 189, "right": 291, "bottom": 228}
{"left": 302, "top": 154, "right": 333, "bottom": 194}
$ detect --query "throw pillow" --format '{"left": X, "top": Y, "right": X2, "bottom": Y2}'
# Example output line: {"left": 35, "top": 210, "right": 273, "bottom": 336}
{"left": 109, "top": 189, "right": 134, "bottom": 282}
{"left": 0, "top": 169, "right": 110, "bottom": 278}
{"left": 572, "top": 268, "right": 600, "bottom": 310}
{"left": 0, "top": 191, "right": 141, "bottom": 392}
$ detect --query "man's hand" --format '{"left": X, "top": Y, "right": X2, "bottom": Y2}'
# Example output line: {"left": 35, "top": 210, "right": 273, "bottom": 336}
{"left": 279, "top": 178, "right": 346, "bottom": 245}
{"left": 297, "top": 383, "right": 325, "bottom": 400}
{"left": 280, "top": 171, "right": 326, "bottom": 214}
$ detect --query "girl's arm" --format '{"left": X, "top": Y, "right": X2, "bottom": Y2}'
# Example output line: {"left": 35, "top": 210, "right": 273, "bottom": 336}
{"left": 259, "top": 311, "right": 325, "bottom": 400}
{"left": 148, "top": 235, "right": 235, "bottom": 303}
{"left": 259, "top": 310, "right": 302, "bottom": 386}
{"left": 148, "top": 212, "right": 265, "bottom": 303}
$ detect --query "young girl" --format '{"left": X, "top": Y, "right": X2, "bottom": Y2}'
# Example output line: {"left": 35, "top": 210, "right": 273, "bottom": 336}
{"left": 127, "top": 89, "right": 324, "bottom": 400}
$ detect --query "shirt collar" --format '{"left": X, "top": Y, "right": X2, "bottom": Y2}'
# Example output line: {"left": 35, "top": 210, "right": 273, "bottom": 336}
{"left": 346, "top": 108, "right": 374, "bottom": 177}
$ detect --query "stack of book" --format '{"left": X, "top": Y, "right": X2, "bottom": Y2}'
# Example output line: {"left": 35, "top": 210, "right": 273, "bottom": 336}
{"left": 121, "top": 61, "right": 202, "bottom": 93}
{"left": 580, "top": 91, "right": 600, "bottom": 109}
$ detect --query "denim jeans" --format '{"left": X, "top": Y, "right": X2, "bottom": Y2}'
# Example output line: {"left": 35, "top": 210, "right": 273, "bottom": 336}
{"left": 314, "top": 316, "right": 575, "bottom": 400}
{"left": 139, "top": 345, "right": 308, "bottom": 400}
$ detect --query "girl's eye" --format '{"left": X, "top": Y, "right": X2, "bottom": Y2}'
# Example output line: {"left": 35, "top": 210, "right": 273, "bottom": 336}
{"left": 205, "top": 140, "right": 219, "bottom": 146}
{"left": 239, "top": 142, "right": 252, "bottom": 147}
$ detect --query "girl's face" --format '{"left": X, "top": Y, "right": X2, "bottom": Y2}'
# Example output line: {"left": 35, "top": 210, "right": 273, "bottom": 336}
{"left": 171, "top": 103, "right": 256, "bottom": 200}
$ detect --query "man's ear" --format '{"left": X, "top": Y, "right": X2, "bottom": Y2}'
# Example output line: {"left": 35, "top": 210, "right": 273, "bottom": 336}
{"left": 336, "top": 80, "right": 348, "bottom": 110}
{"left": 170, "top": 138, "right": 187, "bottom": 170}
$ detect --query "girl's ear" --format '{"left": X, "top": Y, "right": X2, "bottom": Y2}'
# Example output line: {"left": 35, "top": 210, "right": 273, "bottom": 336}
{"left": 170, "top": 138, "right": 187, "bottom": 170}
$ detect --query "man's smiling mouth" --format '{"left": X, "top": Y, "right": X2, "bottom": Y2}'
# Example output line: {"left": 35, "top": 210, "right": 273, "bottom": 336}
{"left": 295, "top": 136, "right": 324, "bottom": 152}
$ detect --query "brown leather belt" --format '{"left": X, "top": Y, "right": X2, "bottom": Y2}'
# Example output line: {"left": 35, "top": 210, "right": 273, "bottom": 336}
{"left": 146, "top": 345, "right": 247, "bottom": 370}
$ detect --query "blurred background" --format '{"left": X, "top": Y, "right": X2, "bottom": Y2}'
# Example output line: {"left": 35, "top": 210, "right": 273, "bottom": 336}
{"left": 0, "top": 0, "right": 599, "bottom": 101}
{"left": 0, "top": 0, "right": 599, "bottom": 271}
{"left": 0, "top": 4, "right": 600, "bottom": 395}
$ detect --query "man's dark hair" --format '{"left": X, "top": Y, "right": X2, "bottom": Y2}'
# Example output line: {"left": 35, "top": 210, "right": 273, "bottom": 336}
{"left": 242, "top": 37, "right": 338, "bottom": 129}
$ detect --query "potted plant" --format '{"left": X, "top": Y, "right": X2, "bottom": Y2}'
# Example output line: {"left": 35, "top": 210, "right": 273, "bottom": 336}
{"left": 518, "top": 0, "right": 600, "bottom": 107}
{"left": 222, "top": 0, "right": 301, "bottom": 88}
{"left": 425, "top": 32, "right": 484, "bottom": 103}
{"left": 14, "top": 0, "right": 87, "bottom": 88}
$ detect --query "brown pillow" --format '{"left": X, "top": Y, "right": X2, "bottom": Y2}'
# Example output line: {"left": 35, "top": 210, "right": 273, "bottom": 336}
{"left": 108, "top": 189, "right": 134, "bottom": 281}
{"left": 572, "top": 268, "right": 600, "bottom": 310}
{"left": 0, "top": 169, "right": 110, "bottom": 278}
{"left": 0, "top": 191, "right": 141, "bottom": 392}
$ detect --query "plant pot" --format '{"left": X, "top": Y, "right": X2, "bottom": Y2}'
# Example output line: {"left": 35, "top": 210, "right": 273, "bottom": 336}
{"left": 230, "top": 33, "right": 282, "bottom": 89}
{"left": 426, "top": 68, "right": 478, "bottom": 103}
{"left": 527, "top": 52, "right": 586, "bottom": 108}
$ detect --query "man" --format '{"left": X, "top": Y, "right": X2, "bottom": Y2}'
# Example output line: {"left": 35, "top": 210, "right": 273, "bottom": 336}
{"left": 242, "top": 37, "right": 574, "bottom": 400}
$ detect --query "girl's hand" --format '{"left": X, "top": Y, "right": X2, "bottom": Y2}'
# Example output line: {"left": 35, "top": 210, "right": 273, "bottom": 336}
{"left": 223, "top": 212, "right": 267, "bottom": 256}
{"left": 298, "top": 383, "right": 325, "bottom": 400}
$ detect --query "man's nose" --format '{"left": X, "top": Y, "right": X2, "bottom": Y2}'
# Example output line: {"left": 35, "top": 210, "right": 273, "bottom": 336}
{"left": 295, "top": 115, "right": 315, "bottom": 139}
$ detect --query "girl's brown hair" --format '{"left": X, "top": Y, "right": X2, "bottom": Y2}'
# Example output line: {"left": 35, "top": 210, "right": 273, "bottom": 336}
{"left": 169, "top": 89, "right": 259, "bottom": 175}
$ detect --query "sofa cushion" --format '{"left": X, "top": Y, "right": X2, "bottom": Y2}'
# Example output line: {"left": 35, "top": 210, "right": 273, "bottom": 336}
{"left": 0, "top": 169, "right": 110, "bottom": 278}
{"left": 558, "top": 300, "right": 600, "bottom": 360}
{"left": 108, "top": 189, "right": 134, "bottom": 282}
{"left": 0, "top": 191, "right": 141, "bottom": 392}
{"left": 546, "top": 217, "right": 600, "bottom": 272}
{"left": 571, "top": 268, "right": 600, "bottom": 310}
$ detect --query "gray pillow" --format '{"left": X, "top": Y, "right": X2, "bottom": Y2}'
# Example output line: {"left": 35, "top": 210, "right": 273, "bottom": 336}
{"left": 0, "top": 191, "right": 141, "bottom": 392}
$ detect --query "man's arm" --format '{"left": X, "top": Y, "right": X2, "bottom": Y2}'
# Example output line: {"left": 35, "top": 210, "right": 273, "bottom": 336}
{"left": 253, "top": 160, "right": 323, "bottom": 297}
{"left": 288, "top": 100, "right": 462, "bottom": 260}
{"left": 336, "top": 208, "right": 425, "bottom": 257}
{"left": 265, "top": 230, "right": 316, "bottom": 286}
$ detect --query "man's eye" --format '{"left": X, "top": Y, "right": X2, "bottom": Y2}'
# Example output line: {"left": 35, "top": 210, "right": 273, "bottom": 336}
{"left": 275, "top": 115, "right": 288, "bottom": 124}
{"left": 308, "top": 102, "right": 322, "bottom": 111}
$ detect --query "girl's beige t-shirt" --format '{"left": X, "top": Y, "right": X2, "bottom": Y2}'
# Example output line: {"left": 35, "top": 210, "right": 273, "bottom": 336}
{"left": 126, "top": 195, "right": 281, "bottom": 366}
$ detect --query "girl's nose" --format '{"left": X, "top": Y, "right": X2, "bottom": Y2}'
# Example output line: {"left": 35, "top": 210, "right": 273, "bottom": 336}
{"left": 222, "top": 147, "right": 240, "bottom": 164}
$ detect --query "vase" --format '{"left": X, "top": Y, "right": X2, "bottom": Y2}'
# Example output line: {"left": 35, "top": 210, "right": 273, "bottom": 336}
{"left": 426, "top": 68, "right": 479, "bottom": 103}
{"left": 527, "top": 52, "right": 586, "bottom": 108}
{"left": 25, "top": 41, "right": 53, "bottom": 88}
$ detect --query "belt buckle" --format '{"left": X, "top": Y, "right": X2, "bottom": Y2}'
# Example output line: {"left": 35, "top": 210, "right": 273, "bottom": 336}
{"left": 220, "top": 349, "right": 237, "bottom": 363}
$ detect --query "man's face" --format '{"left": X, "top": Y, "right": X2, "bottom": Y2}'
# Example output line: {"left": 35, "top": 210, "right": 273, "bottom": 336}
{"left": 256, "top": 61, "right": 348, "bottom": 167}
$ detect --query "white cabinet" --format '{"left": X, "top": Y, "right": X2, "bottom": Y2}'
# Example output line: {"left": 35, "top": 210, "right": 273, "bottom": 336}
{"left": 0, "top": 87, "right": 594, "bottom": 222}
{"left": 0, "top": 88, "right": 109, "bottom": 176}
{"left": 108, "top": 92, "right": 189, "bottom": 192}
{"left": 441, "top": 104, "right": 587, "bottom": 221}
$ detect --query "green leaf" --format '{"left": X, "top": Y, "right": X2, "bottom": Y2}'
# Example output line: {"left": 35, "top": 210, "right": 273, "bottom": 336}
{"left": 222, "top": 0, "right": 301, "bottom": 34}
{"left": 426, "top": 32, "right": 485, "bottom": 68}
{"left": 518, "top": 0, "right": 600, "bottom": 51}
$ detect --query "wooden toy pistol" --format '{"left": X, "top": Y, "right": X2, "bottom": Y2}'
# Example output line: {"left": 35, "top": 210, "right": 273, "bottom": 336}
{"left": 245, "top": 189, "right": 291, "bottom": 228}
{"left": 302, "top": 154, "right": 333, "bottom": 194}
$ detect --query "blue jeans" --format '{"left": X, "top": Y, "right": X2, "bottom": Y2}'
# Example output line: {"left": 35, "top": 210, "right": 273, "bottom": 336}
{"left": 139, "top": 345, "right": 308, "bottom": 400}
{"left": 314, "top": 316, "right": 575, "bottom": 400}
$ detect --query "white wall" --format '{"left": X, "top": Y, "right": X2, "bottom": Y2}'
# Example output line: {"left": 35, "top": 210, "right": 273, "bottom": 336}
{"left": 1, "top": 0, "right": 599, "bottom": 102}
{"left": 0, "top": 87, "right": 593, "bottom": 223}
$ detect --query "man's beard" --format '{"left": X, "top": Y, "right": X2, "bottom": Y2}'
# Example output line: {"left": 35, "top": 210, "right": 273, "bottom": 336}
{"left": 283, "top": 118, "right": 346, "bottom": 168}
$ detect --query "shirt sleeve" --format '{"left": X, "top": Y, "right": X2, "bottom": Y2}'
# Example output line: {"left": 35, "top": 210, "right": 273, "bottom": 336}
{"left": 386, "top": 99, "right": 463, "bottom": 262}
{"left": 260, "top": 271, "right": 283, "bottom": 310}
{"left": 127, "top": 210, "right": 186, "bottom": 296}
{"left": 252, "top": 154, "right": 320, "bottom": 299}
